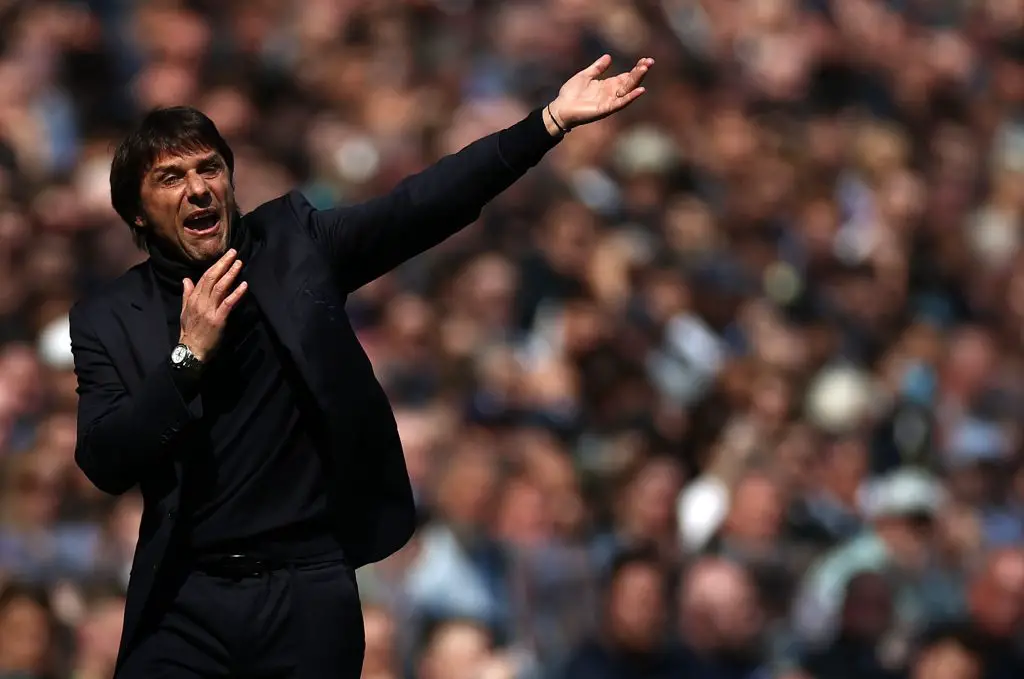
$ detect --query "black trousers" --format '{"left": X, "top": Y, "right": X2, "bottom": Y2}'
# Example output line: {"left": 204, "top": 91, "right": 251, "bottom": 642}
{"left": 117, "top": 560, "right": 365, "bottom": 678}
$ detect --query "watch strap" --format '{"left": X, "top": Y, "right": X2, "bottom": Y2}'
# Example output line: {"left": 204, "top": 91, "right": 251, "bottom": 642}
{"left": 169, "top": 344, "right": 204, "bottom": 399}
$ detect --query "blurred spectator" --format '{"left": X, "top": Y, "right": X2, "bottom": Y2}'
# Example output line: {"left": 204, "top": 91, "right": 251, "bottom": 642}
{"left": 560, "top": 547, "right": 681, "bottom": 679}
{"left": 3, "top": 0, "right": 1024, "bottom": 677}
{"left": 677, "top": 557, "right": 767, "bottom": 679}
{"left": 909, "top": 625, "right": 984, "bottom": 679}
{"left": 362, "top": 605, "right": 398, "bottom": 679}
{"left": 414, "top": 618, "right": 520, "bottom": 679}
{"left": 799, "top": 571, "right": 904, "bottom": 679}
{"left": 928, "top": 547, "right": 1024, "bottom": 679}
{"left": 68, "top": 589, "right": 125, "bottom": 679}
{"left": 793, "top": 467, "right": 959, "bottom": 648}
{"left": 0, "top": 583, "right": 57, "bottom": 679}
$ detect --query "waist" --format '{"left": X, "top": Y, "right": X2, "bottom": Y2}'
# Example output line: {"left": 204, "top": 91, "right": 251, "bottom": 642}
{"left": 183, "top": 518, "right": 345, "bottom": 564}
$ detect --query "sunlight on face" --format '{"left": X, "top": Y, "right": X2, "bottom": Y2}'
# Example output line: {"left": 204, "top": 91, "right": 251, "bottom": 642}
{"left": 137, "top": 149, "right": 235, "bottom": 262}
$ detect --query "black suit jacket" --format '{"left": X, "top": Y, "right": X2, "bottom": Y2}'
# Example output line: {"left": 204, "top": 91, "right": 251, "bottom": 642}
{"left": 69, "top": 108, "right": 559, "bottom": 666}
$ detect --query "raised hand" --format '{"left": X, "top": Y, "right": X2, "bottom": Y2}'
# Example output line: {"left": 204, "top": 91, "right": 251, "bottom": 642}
{"left": 547, "top": 55, "right": 654, "bottom": 131}
{"left": 178, "top": 248, "right": 248, "bottom": 361}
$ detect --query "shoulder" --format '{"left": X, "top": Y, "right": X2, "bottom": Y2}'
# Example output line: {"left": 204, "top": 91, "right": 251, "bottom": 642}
{"left": 804, "top": 533, "right": 884, "bottom": 592}
{"left": 242, "top": 190, "right": 322, "bottom": 234}
{"left": 69, "top": 262, "right": 149, "bottom": 332}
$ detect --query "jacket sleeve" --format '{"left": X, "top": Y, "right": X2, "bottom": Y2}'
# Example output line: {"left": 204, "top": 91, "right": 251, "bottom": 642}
{"left": 290, "top": 106, "right": 561, "bottom": 292}
{"left": 70, "top": 303, "right": 201, "bottom": 495}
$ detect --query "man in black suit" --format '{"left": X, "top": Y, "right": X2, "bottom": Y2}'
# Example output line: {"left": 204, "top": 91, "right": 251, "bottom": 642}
{"left": 70, "top": 55, "right": 653, "bottom": 678}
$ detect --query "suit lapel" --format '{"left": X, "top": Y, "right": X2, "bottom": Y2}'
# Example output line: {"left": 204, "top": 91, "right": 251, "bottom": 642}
{"left": 112, "top": 222, "right": 327, "bottom": 420}
{"left": 116, "top": 265, "right": 203, "bottom": 420}
{"left": 241, "top": 224, "right": 324, "bottom": 407}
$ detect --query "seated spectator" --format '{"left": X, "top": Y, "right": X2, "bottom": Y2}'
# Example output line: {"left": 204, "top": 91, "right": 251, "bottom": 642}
{"left": 799, "top": 571, "right": 906, "bottom": 679}
{"left": 0, "top": 582, "right": 57, "bottom": 679}
{"left": 560, "top": 547, "right": 684, "bottom": 679}
{"left": 676, "top": 557, "right": 768, "bottom": 679}
{"left": 908, "top": 624, "right": 984, "bottom": 679}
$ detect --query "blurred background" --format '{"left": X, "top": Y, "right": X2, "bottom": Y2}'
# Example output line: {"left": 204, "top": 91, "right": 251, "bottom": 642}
{"left": 4, "top": 0, "right": 1024, "bottom": 678}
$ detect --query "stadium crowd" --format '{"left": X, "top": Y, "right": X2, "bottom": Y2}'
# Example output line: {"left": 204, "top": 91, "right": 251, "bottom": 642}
{"left": 2, "top": 0, "right": 1024, "bottom": 678}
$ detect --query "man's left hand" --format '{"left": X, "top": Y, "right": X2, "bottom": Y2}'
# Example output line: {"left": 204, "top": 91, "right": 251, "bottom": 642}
{"left": 545, "top": 55, "right": 654, "bottom": 134}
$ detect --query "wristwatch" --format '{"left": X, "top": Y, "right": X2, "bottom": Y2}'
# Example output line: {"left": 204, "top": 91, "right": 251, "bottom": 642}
{"left": 170, "top": 343, "right": 203, "bottom": 375}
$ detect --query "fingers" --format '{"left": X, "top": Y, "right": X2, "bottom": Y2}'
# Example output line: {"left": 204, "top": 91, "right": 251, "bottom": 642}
{"left": 211, "top": 259, "right": 243, "bottom": 302}
{"left": 181, "top": 278, "right": 194, "bottom": 311}
{"left": 217, "top": 280, "right": 248, "bottom": 319}
{"left": 605, "top": 86, "right": 647, "bottom": 116}
{"left": 195, "top": 248, "right": 238, "bottom": 295}
{"left": 632, "top": 57, "right": 654, "bottom": 87}
{"left": 616, "top": 57, "right": 654, "bottom": 97}
{"left": 583, "top": 53, "right": 612, "bottom": 78}
{"left": 616, "top": 86, "right": 647, "bottom": 109}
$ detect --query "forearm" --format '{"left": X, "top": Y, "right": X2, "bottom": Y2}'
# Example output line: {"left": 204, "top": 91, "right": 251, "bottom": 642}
{"left": 496, "top": 105, "right": 565, "bottom": 172}
{"left": 541, "top": 104, "right": 569, "bottom": 138}
{"left": 75, "top": 357, "right": 199, "bottom": 495}
{"left": 406, "top": 106, "right": 562, "bottom": 221}
{"left": 310, "top": 106, "right": 563, "bottom": 291}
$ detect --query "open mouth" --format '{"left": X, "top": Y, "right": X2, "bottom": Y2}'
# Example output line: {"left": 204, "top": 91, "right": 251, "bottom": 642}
{"left": 183, "top": 209, "right": 220, "bottom": 234}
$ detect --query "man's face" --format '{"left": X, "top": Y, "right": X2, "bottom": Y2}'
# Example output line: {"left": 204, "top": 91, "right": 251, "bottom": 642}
{"left": 607, "top": 563, "right": 666, "bottom": 651}
{"left": 841, "top": 574, "right": 893, "bottom": 641}
{"left": 137, "top": 148, "right": 234, "bottom": 262}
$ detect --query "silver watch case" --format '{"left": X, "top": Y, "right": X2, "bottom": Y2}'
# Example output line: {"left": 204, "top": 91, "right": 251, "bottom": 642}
{"left": 171, "top": 343, "right": 201, "bottom": 370}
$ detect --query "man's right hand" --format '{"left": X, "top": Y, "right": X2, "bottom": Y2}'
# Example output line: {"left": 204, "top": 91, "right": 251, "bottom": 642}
{"left": 178, "top": 248, "right": 248, "bottom": 361}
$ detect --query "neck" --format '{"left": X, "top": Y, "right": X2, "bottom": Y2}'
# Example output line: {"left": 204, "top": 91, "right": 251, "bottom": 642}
{"left": 148, "top": 210, "right": 249, "bottom": 289}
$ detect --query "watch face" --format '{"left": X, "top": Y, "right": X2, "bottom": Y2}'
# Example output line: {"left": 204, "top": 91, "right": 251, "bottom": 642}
{"left": 171, "top": 346, "right": 188, "bottom": 364}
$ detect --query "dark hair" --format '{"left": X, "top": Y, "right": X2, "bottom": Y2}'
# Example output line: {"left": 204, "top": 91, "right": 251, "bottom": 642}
{"left": 913, "top": 621, "right": 986, "bottom": 660}
{"left": 0, "top": 581, "right": 52, "bottom": 615}
{"left": 604, "top": 543, "right": 665, "bottom": 589}
{"left": 109, "top": 106, "right": 234, "bottom": 251}
{"left": 414, "top": 615, "right": 497, "bottom": 660}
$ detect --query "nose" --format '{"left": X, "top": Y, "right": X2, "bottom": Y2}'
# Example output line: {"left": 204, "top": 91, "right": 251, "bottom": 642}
{"left": 185, "top": 171, "right": 210, "bottom": 200}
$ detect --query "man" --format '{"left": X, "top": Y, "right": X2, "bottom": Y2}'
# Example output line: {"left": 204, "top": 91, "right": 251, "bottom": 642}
{"left": 792, "top": 467, "right": 951, "bottom": 647}
{"left": 69, "top": 54, "right": 652, "bottom": 678}
{"left": 561, "top": 547, "right": 684, "bottom": 679}
{"left": 950, "top": 547, "right": 1024, "bottom": 679}
{"left": 798, "top": 572, "right": 903, "bottom": 679}
{"left": 676, "top": 558, "right": 769, "bottom": 679}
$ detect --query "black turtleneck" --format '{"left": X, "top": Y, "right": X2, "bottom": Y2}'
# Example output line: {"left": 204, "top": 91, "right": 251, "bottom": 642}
{"left": 147, "top": 218, "right": 341, "bottom": 559}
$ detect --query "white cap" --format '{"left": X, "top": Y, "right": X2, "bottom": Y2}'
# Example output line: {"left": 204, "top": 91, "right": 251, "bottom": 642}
{"left": 861, "top": 467, "right": 946, "bottom": 521}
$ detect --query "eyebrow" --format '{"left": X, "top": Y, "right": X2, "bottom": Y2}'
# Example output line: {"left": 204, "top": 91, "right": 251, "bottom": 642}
{"left": 150, "top": 153, "right": 221, "bottom": 177}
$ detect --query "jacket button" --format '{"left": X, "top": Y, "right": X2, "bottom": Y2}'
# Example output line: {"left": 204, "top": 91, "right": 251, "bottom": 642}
{"left": 167, "top": 509, "right": 177, "bottom": 519}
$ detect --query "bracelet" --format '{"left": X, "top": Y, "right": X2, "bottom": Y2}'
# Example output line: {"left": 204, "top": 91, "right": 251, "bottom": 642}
{"left": 546, "top": 104, "right": 569, "bottom": 135}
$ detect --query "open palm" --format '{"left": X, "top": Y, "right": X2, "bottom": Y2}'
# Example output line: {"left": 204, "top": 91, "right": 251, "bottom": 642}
{"left": 550, "top": 55, "right": 654, "bottom": 129}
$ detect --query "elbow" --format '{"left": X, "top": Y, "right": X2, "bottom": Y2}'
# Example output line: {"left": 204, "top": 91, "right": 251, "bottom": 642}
{"left": 74, "top": 438, "right": 136, "bottom": 496}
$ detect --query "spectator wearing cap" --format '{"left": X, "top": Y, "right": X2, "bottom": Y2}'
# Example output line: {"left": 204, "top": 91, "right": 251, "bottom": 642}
{"left": 792, "top": 468, "right": 960, "bottom": 648}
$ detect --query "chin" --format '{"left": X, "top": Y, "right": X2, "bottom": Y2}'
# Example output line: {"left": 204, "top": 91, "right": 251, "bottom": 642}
{"left": 181, "top": 225, "right": 229, "bottom": 261}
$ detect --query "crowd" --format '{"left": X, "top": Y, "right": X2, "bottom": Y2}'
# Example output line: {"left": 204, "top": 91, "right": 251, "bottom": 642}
{"left": 2, "top": 0, "right": 1024, "bottom": 678}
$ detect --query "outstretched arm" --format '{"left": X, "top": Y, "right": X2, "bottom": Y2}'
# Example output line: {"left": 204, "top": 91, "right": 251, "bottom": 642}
{"left": 297, "top": 55, "right": 654, "bottom": 293}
